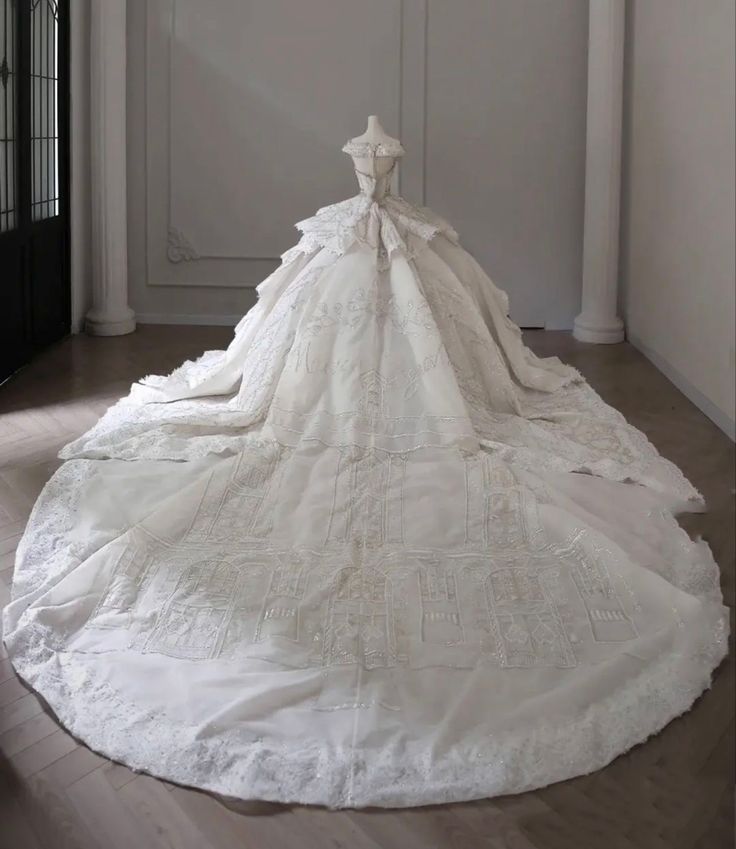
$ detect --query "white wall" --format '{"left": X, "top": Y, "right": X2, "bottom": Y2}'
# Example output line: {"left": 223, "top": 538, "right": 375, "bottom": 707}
{"left": 620, "top": 0, "right": 736, "bottom": 439}
{"left": 425, "top": 0, "right": 588, "bottom": 329}
{"left": 126, "top": 0, "right": 589, "bottom": 328}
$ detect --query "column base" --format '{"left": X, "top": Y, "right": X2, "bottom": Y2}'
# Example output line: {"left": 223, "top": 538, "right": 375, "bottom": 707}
{"left": 573, "top": 313, "right": 624, "bottom": 344}
{"left": 85, "top": 309, "right": 137, "bottom": 337}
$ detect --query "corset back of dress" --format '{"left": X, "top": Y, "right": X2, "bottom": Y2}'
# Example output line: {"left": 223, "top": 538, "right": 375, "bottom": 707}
{"left": 354, "top": 163, "right": 395, "bottom": 201}
{"left": 343, "top": 135, "right": 404, "bottom": 203}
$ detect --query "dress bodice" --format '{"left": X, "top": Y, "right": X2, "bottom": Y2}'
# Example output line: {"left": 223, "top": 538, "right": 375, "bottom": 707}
{"left": 354, "top": 165, "right": 396, "bottom": 201}
{"left": 343, "top": 137, "right": 404, "bottom": 203}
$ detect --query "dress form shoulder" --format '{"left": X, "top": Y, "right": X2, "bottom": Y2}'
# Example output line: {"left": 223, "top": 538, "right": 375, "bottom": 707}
{"left": 342, "top": 114, "right": 405, "bottom": 159}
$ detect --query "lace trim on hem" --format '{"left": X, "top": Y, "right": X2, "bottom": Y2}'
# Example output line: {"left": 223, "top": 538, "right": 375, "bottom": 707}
{"left": 4, "top": 605, "right": 727, "bottom": 808}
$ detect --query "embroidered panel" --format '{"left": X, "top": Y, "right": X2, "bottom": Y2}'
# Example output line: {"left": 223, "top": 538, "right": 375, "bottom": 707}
{"left": 323, "top": 567, "right": 397, "bottom": 669}
{"left": 464, "top": 453, "right": 545, "bottom": 552}
{"left": 87, "top": 541, "right": 157, "bottom": 631}
{"left": 255, "top": 562, "right": 309, "bottom": 643}
{"left": 88, "top": 543, "right": 603, "bottom": 671}
{"left": 327, "top": 448, "right": 406, "bottom": 547}
{"left": 418, "top": 559, "right": 463, "bottom": 646}
{"left": 80, "top": 450, "right": 638, "bottom": 669}
{"left": 484, "top": 567, "right": 576, "bottom": 668}
{"left": 186, "top": 447, "right": 288, "bottom": 543}
{"left": 144, "top": 558, "right": 242, "bottom": 659}
{"left": 569, "top": 541, "right": 638, "bottom": 642}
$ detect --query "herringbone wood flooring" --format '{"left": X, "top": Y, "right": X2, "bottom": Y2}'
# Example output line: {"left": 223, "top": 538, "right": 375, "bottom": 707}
{"left": 0, "top": 327, "right": 733, "bottom": 849}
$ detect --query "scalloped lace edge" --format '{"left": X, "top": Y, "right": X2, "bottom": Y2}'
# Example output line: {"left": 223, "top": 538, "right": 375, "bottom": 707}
{"left": 4, "top": 602, "right": 728, "bottom": 809}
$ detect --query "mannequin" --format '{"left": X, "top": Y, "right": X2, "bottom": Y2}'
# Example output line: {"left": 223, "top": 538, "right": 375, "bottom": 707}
{"left": 344, "top": 115, "right": 402, "bottom": 193}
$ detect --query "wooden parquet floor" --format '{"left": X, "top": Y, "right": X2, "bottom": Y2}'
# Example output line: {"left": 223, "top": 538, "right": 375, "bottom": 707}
{"left": 0, "top": 327, "right": 733, "bottom": 849}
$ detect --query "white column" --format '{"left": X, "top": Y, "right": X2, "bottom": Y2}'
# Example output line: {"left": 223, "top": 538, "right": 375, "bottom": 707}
{"left": 573, "top": 0, "right": 625, "bottom": 344}
{"left": 85, "top": 0, "right": 135, "bottom": 336}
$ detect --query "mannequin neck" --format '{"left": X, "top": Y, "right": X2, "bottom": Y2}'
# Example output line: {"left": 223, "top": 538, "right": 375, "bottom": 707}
{"left": 351, "top": 115, "right": 400, "bottom": 150}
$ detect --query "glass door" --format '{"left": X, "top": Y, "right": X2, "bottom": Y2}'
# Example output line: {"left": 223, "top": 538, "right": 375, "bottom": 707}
{"left": 0, "top": 0, "right": 69, "bottom": 384}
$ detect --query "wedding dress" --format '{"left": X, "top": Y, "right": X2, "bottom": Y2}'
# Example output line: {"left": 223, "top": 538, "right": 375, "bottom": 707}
{"left": 3, "top": 130, "right": 728, "bottom": 808}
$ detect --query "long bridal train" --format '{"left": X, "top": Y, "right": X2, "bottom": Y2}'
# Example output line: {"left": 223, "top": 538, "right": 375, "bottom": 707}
{"left": 3, "top": 120, "right": 728, "bottom": 808}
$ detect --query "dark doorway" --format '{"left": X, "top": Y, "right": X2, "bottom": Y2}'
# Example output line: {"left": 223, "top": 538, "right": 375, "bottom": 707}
{"left": 0, "top": 0, "right": 70, "bottom": 383}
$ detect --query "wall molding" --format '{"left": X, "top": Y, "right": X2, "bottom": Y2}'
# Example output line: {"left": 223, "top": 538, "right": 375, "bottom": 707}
{"left": 135, "top": 0, "right": 584, "bottom": 331}
{"left": 167, "top": 226, "right": 199, "bottom": 263}
{"left": 143, "top": 0, "right": 418, "bottom": 289}
{"left": 628, "top": 333, "right": 736, "bottom": 441}
{"left": 144, "top": 0, "right": 285, "bottom": 289}
{"left": 164, "top": 0, "right": 281, "bottom": 265}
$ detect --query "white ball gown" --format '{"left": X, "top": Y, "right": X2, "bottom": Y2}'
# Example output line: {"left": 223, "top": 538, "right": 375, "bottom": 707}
{"left": 4, "top": 134, "right": 728, "bottom": 808}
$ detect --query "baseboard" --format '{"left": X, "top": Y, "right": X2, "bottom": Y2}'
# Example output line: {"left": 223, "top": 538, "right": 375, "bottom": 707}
{"left": 136, "top": 313, "right": 242, "bottom": 327}
{"left": 543, "top": 320, "right": 574, "bottom": 331}
{"left": 628, "top": 333, "right": 736, "bottom": 442}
